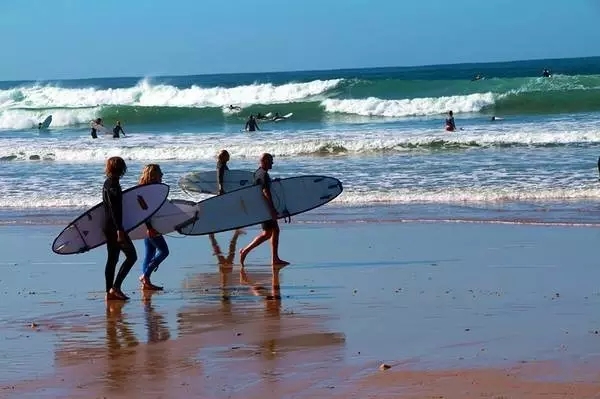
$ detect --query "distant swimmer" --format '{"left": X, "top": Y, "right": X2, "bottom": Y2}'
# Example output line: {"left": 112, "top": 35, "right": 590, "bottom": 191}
{"left": 228, "top": 105, "right": 241, "bottom": 111}
{"left": 272, "top": 112, "right": 281, "bottom": 121}
{"left": 542, "top": 68, "right": 551, "bottom": 78}
{"left": 445, "top": 111, "right": 457, "bottom": 132}
{"left": 471, "top": 74, "right": 484, "bottom": 81}
{"left": 38, "top": 123, "right": 43, "bottom": 130}
{"left": 112, "top": 120, "right": 126, "bottom": 138}
{"left": 245, "top": 114, "right": 260, "bottom": 132}
{"left": 490, "top": 116, "right": 503, "bottom": 122}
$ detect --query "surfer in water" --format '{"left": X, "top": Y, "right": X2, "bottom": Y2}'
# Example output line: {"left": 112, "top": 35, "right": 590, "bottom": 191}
{"left": 245, "top": 114, "right": 260, "bottom": 132}
{"left": 542, "top": 68, "right": 551, "bottom": 78}
{"left": 91, "top": 118, "right": 102, "bottom": 139}
{"left": 103, "top": 156, "right": 137, "bottom": 301}
{"left": 239, "top": 153, "right": 289, "bottom": 268}
{"left": 112, "top": 121, "right": 126, "bottom": 138}
{"left": 138, "top": 164, "right": 169, "bottom": 291}
{"left": 445, "top": 111, "right": 457, "bottom": 132}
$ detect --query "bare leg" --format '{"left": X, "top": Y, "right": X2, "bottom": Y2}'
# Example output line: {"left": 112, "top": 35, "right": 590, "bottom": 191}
{"left": 240, "top": 230, "right": 272, "bottom": 266}
{"left": 270, "top": 226, "right": 289, "bottom": 266}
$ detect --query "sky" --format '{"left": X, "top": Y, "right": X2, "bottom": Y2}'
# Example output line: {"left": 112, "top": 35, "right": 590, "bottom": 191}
{"left": 1, "top": 0, "right": 600, "bottom": 80}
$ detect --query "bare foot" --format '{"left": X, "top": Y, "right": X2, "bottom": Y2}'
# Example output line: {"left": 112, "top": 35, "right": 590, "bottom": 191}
{"left": 140, "top": 275, "right": 163, "bottom": 291}
{"left": 272, "top": 259, "right": 290, "bottom": 267}
{"left": 107, "top": 288, "right": 129, "bottom": 301}
{"left": 239, "top": 248, "right": 248, "bottom": 266}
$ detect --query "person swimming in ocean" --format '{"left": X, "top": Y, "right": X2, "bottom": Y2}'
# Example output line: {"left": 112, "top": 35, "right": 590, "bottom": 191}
{"left": 542, "top": 68, "right": 551, "bottom": 78}
{"left": 445, "top": 111, "right": 456, "bottom": 132}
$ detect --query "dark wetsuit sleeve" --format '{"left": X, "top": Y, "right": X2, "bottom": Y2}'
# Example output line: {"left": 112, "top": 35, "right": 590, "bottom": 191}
{"left": 103, "top": 179, "right": 124, "bottom": 231}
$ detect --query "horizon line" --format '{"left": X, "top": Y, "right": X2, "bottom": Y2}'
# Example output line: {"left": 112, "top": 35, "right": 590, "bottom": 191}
{"left": 2, "top": 54, "right": 599, "bottom": 84}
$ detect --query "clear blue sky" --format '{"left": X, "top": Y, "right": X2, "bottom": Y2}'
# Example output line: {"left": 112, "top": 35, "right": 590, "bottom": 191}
{"left": 2, "top": 0, "right": 600, "bottom": 80}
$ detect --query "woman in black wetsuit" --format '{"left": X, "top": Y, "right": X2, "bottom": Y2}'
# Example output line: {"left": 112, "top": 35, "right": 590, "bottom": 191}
{"left": 103, "top": 156, "right": 137, "bottom": 300}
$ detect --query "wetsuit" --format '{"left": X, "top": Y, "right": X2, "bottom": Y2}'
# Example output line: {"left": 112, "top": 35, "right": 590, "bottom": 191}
{"left": 217, "top": 161, "right": 229, "bottom": 195}
{"left": 445, "top": 117, "right": 456, "bottom": 132}
{"left": 245, "top": 117, "right": 259, "bottom": 132}
{"left": 103, "top": 176, "right": 137, "bottom": 293}
{"left": 91, "top": 127, "right": 98, "bottom": 139}
{"left": 113, "top": 125, "right": 124, "bottom": 138}
{"left": 254, "top": 167, "right": 277, "bottom": 230}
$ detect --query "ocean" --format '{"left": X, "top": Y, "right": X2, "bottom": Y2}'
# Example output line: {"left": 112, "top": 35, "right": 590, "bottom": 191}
{"left": 2, "top": 56, "right": 600, "bottom": 226}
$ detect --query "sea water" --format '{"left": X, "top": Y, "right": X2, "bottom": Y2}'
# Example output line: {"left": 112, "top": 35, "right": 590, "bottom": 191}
{"left": 2, "top": 56, "right": 600, "bottom": 225}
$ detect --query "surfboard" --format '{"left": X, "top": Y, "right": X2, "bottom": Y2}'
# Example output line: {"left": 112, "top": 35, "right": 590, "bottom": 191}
{"left": 40, "top": 115, "right": 52, "bottom": 129}
{"left": 273, "top": 112, "right": 293, "bottom": 122}
{"left": 127, "top": 199, "right": 198, "bottom": 240}
{"left": 179, "top": 170, "right": 255, "bottom": 195}
{"left": 177, "top": 175, "right": 343, "bottom": 236}
{"left": 51, "top": 183, "right": 170, "bottom": 255}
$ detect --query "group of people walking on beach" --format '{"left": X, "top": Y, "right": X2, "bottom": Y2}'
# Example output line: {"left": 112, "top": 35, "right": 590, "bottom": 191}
{"left": 102, "top": 151, "right": 288, "bottom": 301}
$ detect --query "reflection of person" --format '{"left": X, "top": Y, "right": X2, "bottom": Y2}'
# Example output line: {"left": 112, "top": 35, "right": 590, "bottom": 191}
{"left": 239, "top": 153, "right": 289, "bottom": 267}
{"left": 105, "top": 301, "right": 138, "bottom": 390}
{"left": 103, "top": 156, "right": 137, "bottom": 301}
{"left": 240, "top": 264, "right": 284, "bottom": 301}
{"left": 210, "top": 229, "right": 246, "bottom": 300}
{"left": 245, "top": 114, "right": 260, "bottom": 132}
{"left": 141, "top": 291, "right": 171, "bottom": 343}
{"left": 138, "top": 164, "right": 169, "bottom": 291}
{"left": 113, "top": 121, "right": 126, "bottom": 138}
{"left": 445, "top": 110, "right": 456, "bottom": 132}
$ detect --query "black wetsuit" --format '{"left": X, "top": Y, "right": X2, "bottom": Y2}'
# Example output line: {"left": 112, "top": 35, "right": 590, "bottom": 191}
{"left": 245, "top": 117, "right": 259, "bottom": 132}
{"left": 216, "top": 161, "right": 229, "bottom": 195}
{"left": 113, "top": 125, "right": 124, "bottom": 138}
{"left": 254, "top": 167, "right": 277, "bottom": 230}
{"left": 91, "top": 127, "right": 98, "bottom": 139}
{"left": 102, "top": 176, "right": 137, "bottom": 293}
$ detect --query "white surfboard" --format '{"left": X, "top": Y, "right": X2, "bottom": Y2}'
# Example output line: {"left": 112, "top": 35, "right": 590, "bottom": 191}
{"left": 177, "top": 175, "right": 343, "bottom": 236}
{"left": 40, "top": 115, "right": 52, "bottom": 129}
{"left": 52, "top": 183, "right": 169, "bottom": 255}
{"left": 273, "top": 112, "right": 293, "bottom": 122}
{"left": 179, "top": 170, "right": 255, "bottom": 195}
{"left": 128, "top": 199, "right": 198, "bottom": 240}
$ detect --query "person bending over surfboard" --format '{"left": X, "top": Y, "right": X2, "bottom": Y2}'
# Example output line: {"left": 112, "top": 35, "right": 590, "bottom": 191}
{"left": 239, "top": 153, "right": 289, "bottom": 267}
{"left": 103, "top": 156, "right": 138, "bottom": 301}
{"left": 138, "top": 164, "right": 169, "bottom": 291}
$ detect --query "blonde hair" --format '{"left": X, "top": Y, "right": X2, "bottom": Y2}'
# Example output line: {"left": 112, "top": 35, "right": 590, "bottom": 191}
{"left": 139, "top": 164, "right": 163, "bottom": 185}
{"left": 217, "top": 149, "right": 230, "bottom": 164}
{"left": 105, "top": 156, "right": 127, "bottom": 178}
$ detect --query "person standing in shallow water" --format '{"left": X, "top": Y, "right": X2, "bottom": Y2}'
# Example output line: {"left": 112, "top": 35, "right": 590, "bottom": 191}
{"left": 103, "top": 156, "right": 137, "bottom": 300}
{"left": 138, "top": 164, "right": 169, "bottom": 291}
{"left": 239, "top": 153, "right": 289, "bottom": 267}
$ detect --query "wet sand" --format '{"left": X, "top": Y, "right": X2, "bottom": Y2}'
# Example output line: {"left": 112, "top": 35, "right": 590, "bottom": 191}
{"left": 1, "top": 221, "right": 600, "bottom": 398}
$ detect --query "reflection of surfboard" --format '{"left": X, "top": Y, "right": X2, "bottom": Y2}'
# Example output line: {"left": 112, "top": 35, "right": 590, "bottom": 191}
{"left": 128, "top": 199, "right": 198, "bottom": 240}
{"left": 40, "top": 115, "right": 52, "bottom": 129}
{"left": 273, "top": 112, "right": 293, "bottom": 122}
{"left": 179, "top": 170, "right": 255, "bottom": 195}
{"left": 90, "top": 121, "right": 112, "bottom": 135}
{"left": 51, "top": 183, "right": 169, "bottom": 255}
{"left": 177, "top": 175, "right": 343, "bottom": 236}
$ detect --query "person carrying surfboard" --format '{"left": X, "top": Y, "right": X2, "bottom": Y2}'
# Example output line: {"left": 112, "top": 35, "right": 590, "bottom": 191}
{"left": 138, "top": 164, "right": 169, "bottom": 291}
{"left": 239, "top": 153, "right": 289, "bottom": 267}
{"left": 103, "top": 156, "right": 138, "bottom": 301}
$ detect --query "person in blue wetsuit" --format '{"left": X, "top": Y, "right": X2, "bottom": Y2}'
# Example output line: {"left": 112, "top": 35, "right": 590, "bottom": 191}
{"left": 138, "top": 164, "right": 169, "bottom": 291}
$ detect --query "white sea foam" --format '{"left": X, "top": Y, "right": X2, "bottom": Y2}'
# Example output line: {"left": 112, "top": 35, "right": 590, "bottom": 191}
{"left": 321, "top": 92, "right": 497, "bottom": 117}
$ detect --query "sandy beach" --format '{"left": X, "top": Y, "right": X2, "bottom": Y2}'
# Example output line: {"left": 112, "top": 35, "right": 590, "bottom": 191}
{"left": 1, "top": 220, "right": 600, "bottom": 398}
